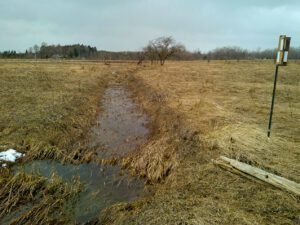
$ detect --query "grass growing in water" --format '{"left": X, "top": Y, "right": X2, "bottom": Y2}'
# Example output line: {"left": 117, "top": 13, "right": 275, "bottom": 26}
{"left": 0, "top": 169, "right": 81, "bottom": 224}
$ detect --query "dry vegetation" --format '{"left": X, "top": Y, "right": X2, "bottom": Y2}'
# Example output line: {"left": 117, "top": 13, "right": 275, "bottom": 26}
{"left": 102, "top": 60, "right": 300, "bottom": 225}
{"left": 0, "top": 60, "right": 128, "bottom": 162}
{"left": 129, "top": 60, "right": 299, "bottom": 181}
{"left": 0, "top": 169, "right": 81, "bottom": 224}
{"left": 0, "top": 60, "right": 133, "bottom": 223}
{"left": 0, "top": 59, "right": 299, "bottom": 224}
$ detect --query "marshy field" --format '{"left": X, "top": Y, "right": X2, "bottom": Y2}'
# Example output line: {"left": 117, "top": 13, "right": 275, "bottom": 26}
{"left": 0, "top": 60, "right": 299, "bottom": 224}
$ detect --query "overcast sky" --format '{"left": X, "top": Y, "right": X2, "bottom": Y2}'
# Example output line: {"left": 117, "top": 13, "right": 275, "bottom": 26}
{"left": 0, "top": 0, "right": 299, "bottom": 52}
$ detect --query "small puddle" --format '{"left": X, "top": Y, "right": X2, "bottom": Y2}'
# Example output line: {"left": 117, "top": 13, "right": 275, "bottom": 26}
{"left": 89, "top": 86, "right": 149, "bottom": 158}
{"left": 6, "top": 86, "right": 150, "bottom": 224}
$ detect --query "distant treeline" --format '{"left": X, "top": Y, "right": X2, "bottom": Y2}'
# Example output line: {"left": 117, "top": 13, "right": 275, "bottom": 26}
{"left": 174, "top": 47, "right": 300, "bottom": 60}
{"left": 204, "top": 46, "right": 300, "bottom": 60}
{"left": 1, "top": 43, "right": 300, "bottom": 60}
{"left": 0, "top": 44, "right": 99, "bottom": 59}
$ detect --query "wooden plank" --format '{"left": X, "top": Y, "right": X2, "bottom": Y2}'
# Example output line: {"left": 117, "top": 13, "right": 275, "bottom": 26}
{"left": 213, "top": 156, "right": 300, "bottom": 196}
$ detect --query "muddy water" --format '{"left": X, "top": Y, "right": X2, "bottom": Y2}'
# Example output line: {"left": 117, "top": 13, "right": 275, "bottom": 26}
{"left": 16, "top": 161, "right": 145, "bottom": 223}
{"left": 7, "top": 87, "right": 150, "bottom": 224}
{"left": 89, "top": 86, "right": 149, "bottom": 157}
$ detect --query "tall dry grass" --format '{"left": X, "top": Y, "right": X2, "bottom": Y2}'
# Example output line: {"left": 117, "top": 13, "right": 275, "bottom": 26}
{"left": 0, "top": 60, "right": 120, "bottom": 162}
{"left": 1, "top": 60, "right": 299, "bottom": 224}
{"left": 0, "top": 60, "right": 134, "bottom": 223}
{"left": 98, "top": 60, "right": 300, "bottom": 225}
{"left": 132, "top": 60, "right": 299, "bottom": 182}
{"left": 0, "top": 169, "right": 81, "bottom": 224}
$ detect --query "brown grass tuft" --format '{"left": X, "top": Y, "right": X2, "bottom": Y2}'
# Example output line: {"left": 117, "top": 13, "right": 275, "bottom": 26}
{"left": 122, "top": 136, "right": 179, "bottom": 183}
{"left": 0, "top": 170, "right": 81, "bottom": 224}
{"left": 0, "top": 172, "right": 46, "bottom": 218}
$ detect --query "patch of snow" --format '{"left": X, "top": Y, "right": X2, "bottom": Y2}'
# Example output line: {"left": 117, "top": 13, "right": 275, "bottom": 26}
{"left": 0, "top": 149, "right": 24, "bottom": 162}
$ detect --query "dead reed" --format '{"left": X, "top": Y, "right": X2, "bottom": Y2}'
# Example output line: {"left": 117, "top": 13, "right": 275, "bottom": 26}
{"left": 0, "top": 170, "right": 81, "bottom": 224}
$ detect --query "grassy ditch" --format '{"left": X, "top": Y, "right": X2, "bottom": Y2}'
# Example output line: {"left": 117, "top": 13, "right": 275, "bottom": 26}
{"left": 97, "top": 60, "right": 299, "bottom": 225}
{"left": 0, "top": 60, "right": 135, "bottom": 224}
{"left": 0, "top": 60, "right": 299, "bottom": 224}
{"left": 0, "top": 61, "right": 114, "bottom": 162}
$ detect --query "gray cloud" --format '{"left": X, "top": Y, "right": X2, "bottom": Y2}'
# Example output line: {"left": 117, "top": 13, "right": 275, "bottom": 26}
{"left": 0, "top": 0, "right": 299, "bottom": 52}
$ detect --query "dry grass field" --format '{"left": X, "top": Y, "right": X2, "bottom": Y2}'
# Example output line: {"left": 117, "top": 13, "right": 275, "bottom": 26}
{"left": 0, "top": 60, "right": 132, "bottom": 223}
{"left": 104, "top": 60, "right": 300, "bottom": 225}
{"left": 0, "top": 60, "right": 130, "bottom": 161}
{"left": 0, "top": 60, "right": 299, "bottom": 224}
{"left": 130, "top": 60, "right": 299, "bottom": 182}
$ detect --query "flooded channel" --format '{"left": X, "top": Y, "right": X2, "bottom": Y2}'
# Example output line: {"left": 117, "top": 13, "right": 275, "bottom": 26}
{"left": 17, "top": 161, "right": 145, "bottom": 223}
{"left": 5, "top": 86, "right": 150, "bottom": 224}
{"left": 89, "top": 86, "right": 149, "bottom": 158}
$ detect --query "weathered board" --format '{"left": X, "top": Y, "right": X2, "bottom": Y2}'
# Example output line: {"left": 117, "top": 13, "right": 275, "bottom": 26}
{"left": 213, "top": 156, "right": 300, "bottom": 196}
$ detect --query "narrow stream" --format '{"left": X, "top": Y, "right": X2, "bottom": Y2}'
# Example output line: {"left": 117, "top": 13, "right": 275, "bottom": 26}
{"left": 17, "top": 161, "right": 145, "bottom": 223}
{"left": 89, "top": 86, "right": 149, "bottom": 157}
{"left": 5, "top": 86, "right": 150, "bottom": 224}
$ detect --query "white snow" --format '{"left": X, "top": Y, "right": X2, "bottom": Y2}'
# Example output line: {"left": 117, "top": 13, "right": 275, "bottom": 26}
{"left": 0, "top": 149, "right": 24, "bottom": 162}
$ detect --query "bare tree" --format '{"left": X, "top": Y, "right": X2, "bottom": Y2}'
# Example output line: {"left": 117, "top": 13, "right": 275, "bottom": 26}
{"left": 144, "top": 36, "right": 185, "bottom": 65}
{"left": 143, "top": 43, "right": 157, "bottom": 64}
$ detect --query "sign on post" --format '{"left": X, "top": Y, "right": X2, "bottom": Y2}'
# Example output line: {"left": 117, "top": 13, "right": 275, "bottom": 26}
{"left": 276, "top": 35, "right": 291, "bottom": 66}
{"left": 268, "top": 35, "right": 291, "bottom": 137}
